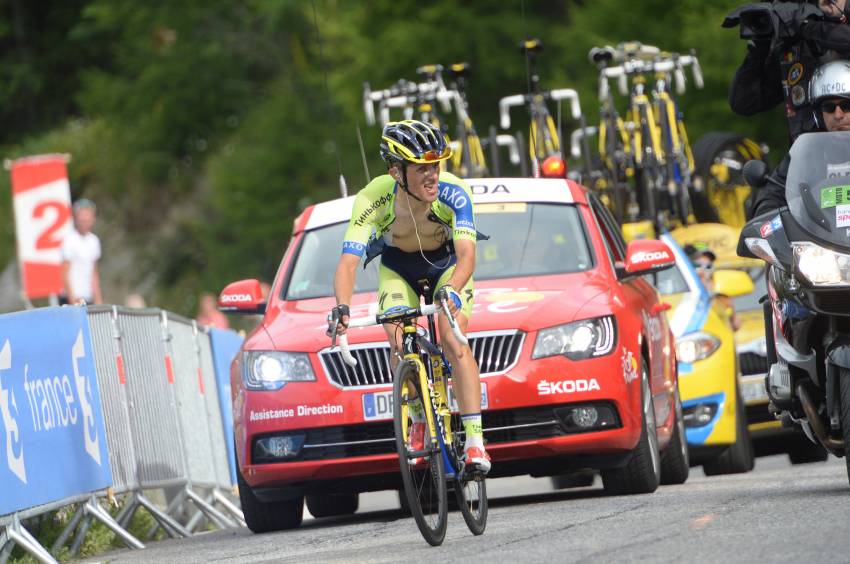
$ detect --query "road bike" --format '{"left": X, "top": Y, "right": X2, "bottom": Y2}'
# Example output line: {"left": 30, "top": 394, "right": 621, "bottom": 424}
{"left": 498, "top": 38, "right": 584, "bottom": 176}
{"left": 445, "top": 63, "right": 488, "bottom": 178}
{"left": 650, "top": 51, "right": 703, "bottom": 227}
{"left": 588, "top": 45, "right": 636, "bottom": 223}
{"left": 588, "top": 43, "right": 704, "bottom": 233}
{"left": 363, "top": 65, "right": 490, "bottom": 178}
{"left": 332, "top": 291, "right": 487, "bottom": 546}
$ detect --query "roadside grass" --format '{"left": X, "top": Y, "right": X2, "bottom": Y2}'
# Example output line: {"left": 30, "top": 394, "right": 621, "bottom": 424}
{"left": 9, "top": 502, "right": 167, "bottom": 563}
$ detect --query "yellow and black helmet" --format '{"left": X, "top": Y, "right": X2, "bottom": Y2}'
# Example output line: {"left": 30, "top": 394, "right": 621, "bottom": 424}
{"left": 379, "top": 120, "right": 452, "bottom": 165}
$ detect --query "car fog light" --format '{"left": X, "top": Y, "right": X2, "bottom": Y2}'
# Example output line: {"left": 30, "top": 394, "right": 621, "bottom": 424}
{"left": 554, "top": 403, "right": 619, "bottom": 433}
{"left": 572, "top": 407, "right": 599, "bottom": 428}
{"left": 682, "top": 403, "right": 718, "bottom": 428}
{"left": 254, "top": 433, "right": 306, "bottom": 462}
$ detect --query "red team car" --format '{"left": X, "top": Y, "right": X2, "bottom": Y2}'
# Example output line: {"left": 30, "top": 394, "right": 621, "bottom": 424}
{"left": 220, "top": 177, "right": 688, "bottom": 532}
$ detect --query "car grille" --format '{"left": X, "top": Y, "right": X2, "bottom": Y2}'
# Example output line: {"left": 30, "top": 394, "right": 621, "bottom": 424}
{"left": 739, "top": 352, "right": 768, "bottom": 376}
{"left": 319, "top": 330, "right": 525, "bottom": 389}
{"left": 252, "top": 402, "right": 621, "bottom": 464}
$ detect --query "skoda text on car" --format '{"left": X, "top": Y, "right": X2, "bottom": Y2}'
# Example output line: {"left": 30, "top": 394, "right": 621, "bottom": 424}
{"left": 670, "top": 223, "right": 828, "bottom": 465}
{"left": 220, "top": 177, "right": 687, "bottom": 533}
{"left": 656, "top": 231, "right": 755, "bottom": 475}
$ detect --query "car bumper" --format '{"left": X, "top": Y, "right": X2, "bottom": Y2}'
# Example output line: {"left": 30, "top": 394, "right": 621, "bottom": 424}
{"left": 238, "top": 350, "right": 646, "bottom": 490}
{"left": 678, "top": 353, "right": 738, "bottom": 447}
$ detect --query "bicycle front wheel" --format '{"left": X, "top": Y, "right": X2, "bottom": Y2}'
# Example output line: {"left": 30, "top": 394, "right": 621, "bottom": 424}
{"left": 452, "top": 412, "right": 488, "bottom": 536}
{"left": 394, "top": 360, "right": 447, "bottom": 546}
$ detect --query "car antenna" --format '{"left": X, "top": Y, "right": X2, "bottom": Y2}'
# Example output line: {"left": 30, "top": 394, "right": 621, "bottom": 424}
{"left": 356, "top": 123, "right": 372, "bottom": 185}
{"left": 310, "top": 0, "right": 348, "bottom": 197}
{"left": 519, "top": 0, "right": 539, "bottom": 177}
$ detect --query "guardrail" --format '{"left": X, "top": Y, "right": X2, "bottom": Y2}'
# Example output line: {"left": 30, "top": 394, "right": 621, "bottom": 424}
{"left": 0, "top": 305, "right": 244, "bottom": 563}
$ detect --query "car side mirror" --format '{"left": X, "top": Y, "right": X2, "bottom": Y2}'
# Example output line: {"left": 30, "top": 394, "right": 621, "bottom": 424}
{"left": 617, "top": 239, "right": 676, "bottom": 280}
{"left": 712, "top": 269, "right": 754, "bottom": 298}
{"left": 219, "top": 279, "right": 267, "bottom": 315}
{"left": 743, "top": 159, "right": 768, "bottom": 188}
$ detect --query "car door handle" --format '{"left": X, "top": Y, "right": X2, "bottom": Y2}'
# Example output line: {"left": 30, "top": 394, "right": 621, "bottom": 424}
{"left": 651, "top": 302, "right": 671, "bottom": 315}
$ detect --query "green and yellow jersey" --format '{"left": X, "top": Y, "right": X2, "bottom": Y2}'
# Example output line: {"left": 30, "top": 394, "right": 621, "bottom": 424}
{"left": 341, "top": 172, "right": 477, "bottom": 257}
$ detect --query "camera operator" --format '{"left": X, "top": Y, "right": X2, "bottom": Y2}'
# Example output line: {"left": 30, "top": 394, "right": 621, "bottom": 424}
{"left": 748, "top": 59, "right": 850, "bottom": 217}
{"left": 728, "top": 1, "right": 850, "bottom": 142}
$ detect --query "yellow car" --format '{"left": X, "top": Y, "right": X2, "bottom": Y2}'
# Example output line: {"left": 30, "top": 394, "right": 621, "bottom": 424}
{"left": 670, "top": 223, "right": 828, "bottom": 465}
{"left": 655, "top": 230, "right": 755, "bottom": 475}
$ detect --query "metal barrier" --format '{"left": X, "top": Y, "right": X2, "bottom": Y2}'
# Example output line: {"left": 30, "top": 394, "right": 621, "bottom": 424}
{"left": 0, "top": 306, "right": 243, "bottom": 563}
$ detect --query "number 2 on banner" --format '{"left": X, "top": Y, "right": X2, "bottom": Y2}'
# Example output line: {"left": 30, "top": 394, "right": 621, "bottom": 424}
{"left": 34, "top": 201, "right": 71, "bottom": 251}
{"left": 13, "top": 179, "right": 72, "bottom": 264}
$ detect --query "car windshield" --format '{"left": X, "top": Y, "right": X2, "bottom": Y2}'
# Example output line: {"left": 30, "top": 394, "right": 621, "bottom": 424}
{"left": 654, "top": 263, "right": 690, "bottom": 296}
{"left": 732, "top": 267, "right": 766, "bottom": 312}
{"left": 284, "top": 202, "right": 594, "bottom": 300}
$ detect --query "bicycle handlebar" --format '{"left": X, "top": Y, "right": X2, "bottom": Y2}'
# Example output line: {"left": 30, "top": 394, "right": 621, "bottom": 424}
{"left": 549, "top": 88, "right": 583, "bottom": 120}
{"left": 496, "top": 134, "right": 521, "bottom": 165}
{"left": 498, "top": 94, "right": 526, "bottom": 129}
{"left": 336, "top": 303, "right": 468, "bottom": 367}
{"left": 570, "top": 126, "right": 598, "bottom": 160}
{"left": 599, "top": 52, "right": 703, "bottom": 98}
{"left": 436, "top": 90, "right": 469, "bottom": 122}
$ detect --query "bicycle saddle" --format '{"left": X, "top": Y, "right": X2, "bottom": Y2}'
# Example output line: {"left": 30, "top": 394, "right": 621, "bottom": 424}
{"left": 448, "top": 62, "right": 471, "bottom": 79}
{"left": 589, "top": 46, "right": 615, "bottom": 65}
{"left": 519, "top": 38, "right": 543, "bottom": 56}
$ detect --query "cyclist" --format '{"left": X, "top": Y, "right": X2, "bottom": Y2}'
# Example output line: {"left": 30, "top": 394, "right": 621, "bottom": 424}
{"left": 329, "top": 119, "right": 490, "bottom": 475}
{"left": 749, "top": 59, "right": 850, "bottom": 218}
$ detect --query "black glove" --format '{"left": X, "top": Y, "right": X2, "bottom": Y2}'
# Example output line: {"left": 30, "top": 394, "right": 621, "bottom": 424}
{"left": 326, "top": 304, "right": 350, "bottom": 341}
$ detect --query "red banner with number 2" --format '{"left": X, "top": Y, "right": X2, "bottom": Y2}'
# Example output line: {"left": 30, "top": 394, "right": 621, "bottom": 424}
{"left": 10, "top": 155, "right": 72, "bottom": 299}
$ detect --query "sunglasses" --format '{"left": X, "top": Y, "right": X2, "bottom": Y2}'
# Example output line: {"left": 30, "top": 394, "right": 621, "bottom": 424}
{"left": 422, "top": 147, "right": 450, "bottom": 162}
{"left": 693, "top": 262, "right": 714, "bottom": 271}
{"left": 820, "top": 100, "right": 850, "bottom": 114}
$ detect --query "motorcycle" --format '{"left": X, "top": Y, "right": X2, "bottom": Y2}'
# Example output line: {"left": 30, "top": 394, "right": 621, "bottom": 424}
{"left": 738, "top": 131, "right": 850, "bottom": 485}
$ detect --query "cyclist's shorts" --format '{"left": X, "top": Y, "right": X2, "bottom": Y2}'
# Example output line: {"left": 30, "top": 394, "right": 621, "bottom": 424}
{"left": 379, "top": 245, "right": 474, "bottom": 318}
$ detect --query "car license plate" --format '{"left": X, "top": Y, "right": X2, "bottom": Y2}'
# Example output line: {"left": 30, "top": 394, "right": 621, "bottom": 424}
{"left": 740, "top": 375, "right": 768, "bottom": 404}
{"left": 362, "top": 382, "right": 488, "bottom": 422}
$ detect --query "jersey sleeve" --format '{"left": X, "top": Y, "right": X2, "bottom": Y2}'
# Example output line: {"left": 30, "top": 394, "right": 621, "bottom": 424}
{"left": 437, "top": 174, "right": 477, "bottom": 243}
{"left": 341, "top": 177, "right": 393, "bottom": 256}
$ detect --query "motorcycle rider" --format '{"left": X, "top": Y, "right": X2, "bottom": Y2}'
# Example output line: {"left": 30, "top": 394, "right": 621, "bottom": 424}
{"left": 729, "top": 0, "right": 850, "bottom": 143}
{"left": 329, "top": 119, "right": 490, "bottom": 475}
{"left": 749, "top": 59, "right": 850, "bottom": 218}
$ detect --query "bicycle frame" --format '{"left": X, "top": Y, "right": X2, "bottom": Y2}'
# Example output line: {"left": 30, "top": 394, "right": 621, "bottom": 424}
{"left": 399, "top": 318, "right": 467, "bottom": 478}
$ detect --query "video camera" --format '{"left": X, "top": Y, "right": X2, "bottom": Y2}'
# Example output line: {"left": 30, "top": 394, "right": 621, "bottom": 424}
{"left": 723, "top": 1, "right": 823, "bottom": 42}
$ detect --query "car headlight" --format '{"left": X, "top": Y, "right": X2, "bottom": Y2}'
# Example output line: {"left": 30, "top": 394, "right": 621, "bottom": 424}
{"left": 676, "top": 332, "right": 720, "bottom": 364}
{"left": 793, "top": 241, "right": 850, "bottom": 286}
{"left": 243, "top": 351, "right": 315, "bottom": 391}
{"left": 532, "top": 316, "right": 617, "bottom": 361}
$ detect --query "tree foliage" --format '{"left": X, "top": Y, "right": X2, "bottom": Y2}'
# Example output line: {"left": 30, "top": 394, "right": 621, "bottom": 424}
{"left": 0, "top": 0, "right": 789, "bottom": 314}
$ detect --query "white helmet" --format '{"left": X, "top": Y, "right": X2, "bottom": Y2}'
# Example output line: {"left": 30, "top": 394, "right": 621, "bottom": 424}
{"left": 809, "top": 60, "right": 850, "bottom": 128}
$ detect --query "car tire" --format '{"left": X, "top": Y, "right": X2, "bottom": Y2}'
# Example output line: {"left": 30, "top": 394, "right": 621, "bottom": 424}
{"left": 550, "top": 472, "right": 595, "bottom": 490}
{"left": 305, "top": 493, "right": 359, "bottom": 518}
{"left": 839, "top": 369, "right": 850, "bottom": 486}
{"left": 702, "top": 390, "right": 755, "bottom": 476}
{"left": 691, "top": 131, "right": 765, "bottom": 224}
{"left": 787, "top": 438, "right": 829, "bottom": 464}
{"left": 602, "top": 357, "right": 661, "bottom": 495}
{"left": 660, "top": 388, "right": 690, "bottom": 485}
{"left": 238, "top": 467, "right": 304, "bottom": 533}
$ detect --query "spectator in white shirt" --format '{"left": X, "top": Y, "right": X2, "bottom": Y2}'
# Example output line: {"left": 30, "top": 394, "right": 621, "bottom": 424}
{"left": 61, "top": 199, "right": 103, "bottom": 304}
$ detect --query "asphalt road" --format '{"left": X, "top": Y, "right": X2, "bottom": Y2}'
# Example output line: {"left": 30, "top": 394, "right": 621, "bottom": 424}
{"left": 86, "top": 456, "right": 850, "bottom": 564}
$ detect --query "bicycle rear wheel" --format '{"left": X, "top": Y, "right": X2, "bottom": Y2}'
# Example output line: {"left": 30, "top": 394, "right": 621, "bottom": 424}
{"left": 451, "top": 412, "right": 488, "bottom": 535}
{"left": 394, "top": 360, "right": 447, "bottom": 546}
